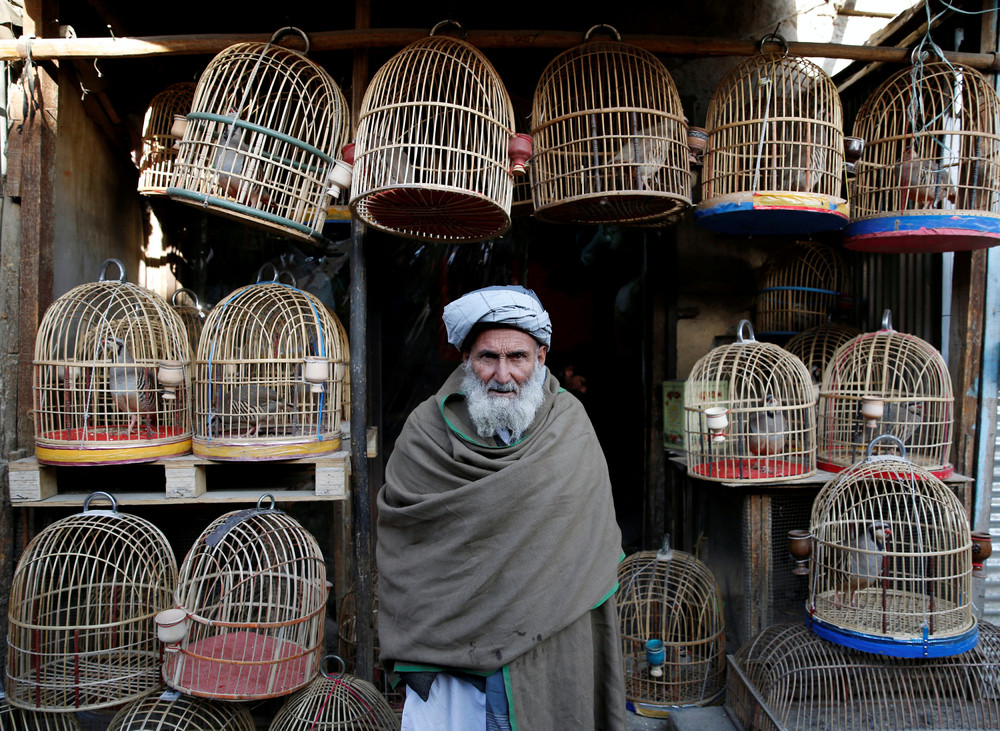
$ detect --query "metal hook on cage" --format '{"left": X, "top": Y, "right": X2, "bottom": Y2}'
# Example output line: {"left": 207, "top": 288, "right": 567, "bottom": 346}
{"left": 866, "top": 433, "right": 908, "bottom": 461}
{"left": 256, "top": 493, "right": 278, "bottom": 512}
{"left": 320, "top": 654, "right": 347, "bottom": 679}
{"left": 429, "top": 19, "right": 467, "bottom": 39}
{"left": 735, "top": 319, "right": 758, "bottom": 344}
{"left": 583, "top": 24, "right": 622, "bottom": 42}
{"left": 83, "top": 491, "right": 119, "bottom": 513}
{"left": 98, "top": 258, "right": 127, "bottom": 283}
{"left": 255, "top": 263, "right": 299, "bottom": 287}
{"left": 881, "top": 309, "right": 894, "bottom": 331}
{"left": 758, "top": 31, "right": 789, "bottom": 56}
{"left": 171, "top": 287, "right": 203, "bottom": 311}
{"left": 268, "top": 26, "right": 311, "bottom": 55}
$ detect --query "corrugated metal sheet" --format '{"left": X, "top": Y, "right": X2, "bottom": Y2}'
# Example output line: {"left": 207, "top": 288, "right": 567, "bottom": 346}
{"left": 844, "top": 250, "right": 941, "bottom": 342}
{"left": 984, "top": 404, "right": 1000, "bottom": 624}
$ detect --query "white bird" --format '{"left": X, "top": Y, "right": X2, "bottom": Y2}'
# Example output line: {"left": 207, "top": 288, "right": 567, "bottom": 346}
{"left": 894, "top": 145, "right": 956, "bottom": 209}
{"left": 100, "top": 338, "right": 155, "bottom": 438}
{"left": 745, "top": 394, "right": 786, "bottom": 459}
{"left": 214, "top": 117, "right": 270, "bottom": 208}
{"left": 611, "top": 120, "right": 670, "bottom": 190}
{"left": 837, "top": 522, "right": 891, "bottom": 607}
{"left": 881, "top": 401, "right": 924, "bottom": 445}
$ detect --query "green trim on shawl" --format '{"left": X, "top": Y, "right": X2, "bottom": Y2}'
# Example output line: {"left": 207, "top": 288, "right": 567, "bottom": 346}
{"left": 504, "top": 665, "right": 518, "bottom": 731}
{"left": 439, "top": 392, "right": 531, "bottom": 449}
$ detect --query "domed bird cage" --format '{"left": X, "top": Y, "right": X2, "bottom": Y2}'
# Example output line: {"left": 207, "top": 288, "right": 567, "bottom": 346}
{"left": 32, "top": 258, "right": 192, "bottom": 465}
{"left": 696, "top": 34, "right": 847, "bottom": 235}
{"left": 169, "top": 27, "right": 351, "bottom": 245}
{"left": 615, "top": 541, "right": 726, "bottom": 713}
{"left": 530, "top": 24, "right": 691, "bottom": 226}
{"left": 727, "top": 622, "right": 1000, "bottom": 731}
{"left": 5, "top": 492, "right": 178, "bottom": 712}
{"left": 269, "top": 656, "right": 400, "bottom": 730}
{"left": 171, "top": 288, "right": 208, "bottom": 356}
{"left": 845, "top": 54, "right": 1000, "bottom": 253}
{"left": 107, "top": 689, "right": 255, "bottom": 731}
{"left": 192, "top": 271, "right": 348, "bottom": 460}
{"left": 350, "top": 20, "right": 521, "bottom": 243}
{"left": 784, "top": 323, "right": 862, "bottom": 385}
{"left": 137, "top": 81, "right": 196, "bottom": 195}
{"left": 684, "top": 320, "right": 816, "bottom": 482}
{"left": 161, "top": 495, "right": 329, "bottom": 700}
{"left": 0, "top": 695, "right": 83, "bottom": 730}
{"left": 817, "top": 309, "right": 953, "bottom": 477}
{"left": 753, "top": 241, "right": 848, "bottom": 337}
{"left": 794, "top": 435, "right": 976, "bottom": 657}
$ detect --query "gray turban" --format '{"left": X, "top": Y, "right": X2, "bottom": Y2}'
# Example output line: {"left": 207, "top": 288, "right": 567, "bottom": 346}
{"left": 443, "top": 285, "right": 552, "bottom": 350}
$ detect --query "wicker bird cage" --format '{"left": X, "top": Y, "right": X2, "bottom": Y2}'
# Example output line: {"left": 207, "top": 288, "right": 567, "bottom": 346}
{"left": 754, "top": 241, "right": 848, "bottom": 337}
{"left": 162, "top": 495, "right": 329, "bottom": 700}
{"left": 845, "top": 57, "right": 1000, "bottom": 252}
{"left": 32, "top": 258, "right": 192, "bottom": 465}
{"left": 615, "top": 543, "right": 726, "bottom": 712}
{"left": 727, "top": 621, "right": 1000, "bottom": 731}
{"left": 137, "top": 82, "right": 196, "bottom": 195}
{"left": 696, "top": 35, "right": 846, "bottom": 235}
{"left": 350, "top": 21, "right": 519, "bottom": 243}
{"left": 171, "top": 288, "right": 208, "bottom": 356}
{"left": 784, "top": 323, "right": 862, "bottom": 385}
{"left": 269, "top": 656, "right": 400, "bottom": 730}
{"left": 169, "top": 27, "right": 351, "bottom": 244}
{"left": 530, "top": 24, "right": 691, "bottom": 226}
{"left": 0, "top": 695, "right": 83, "bottom": 730}
{"left": 6, "top": 492, "right": 178, "bottom": 712}
{"left": 684, "top": 320, "right": 816, "bottom": 483}
{"left": 817, "top": 309, "right": 953, "bottom": 477}
{"left": 192, "top": 273, "right": 348, "bottom": 460}
{"left": 796, "top": 435, "right": 976, "bottom": 657}
{"left": 107, "top": 689, "right": 255, "bottom": 731}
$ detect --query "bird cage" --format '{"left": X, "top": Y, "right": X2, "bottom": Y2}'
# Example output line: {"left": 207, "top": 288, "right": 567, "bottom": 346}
{"left": 530, "top": 24, "right": 691, "bottom": 226}
{"left": 684, "top": 320, "right": 816, "bottom": 483}
{"left": 137, "top": 81, "right": 196, "bottom": 195}
{"left": 696, "top": 34, "right": 847, "bottom": 235}
{"left": 169, "top": 27, "right": 351, "bottom": 245}
{"left": 783, "top": 323, "right": 862, "bottom": 385}
{"left": 268, "top": 656, "right": 400, "bottom": 730}
{"left": 754, "top": 241, "right": 847, "bottom": 337}
{"left": 107, "top": 689, "right": 255, "bottom": 731}
{"left": 727, "top": 621, "right": 1000, "bottom": 731}
{"left": 162, "top": 495, "right": 329, "bottom": 700}
{"left": 170, "top": 288, "right": 207, "bottom": 356}
{"left": 615, "top": 541, "right": 726, "bottom": 712}
{"left": 32, "top": 258, "right": 192, "bottom": 465}
{"left": 845, "top": 56, "right": 1000, "bottom": 253}
{"left": 350, "top": 20, "right": 520, "bottom": 243}
{"left": 817, "top": 309, "right": 953, "bottom": 477}
{"left": 0, "top": 695, "right": 83, "bottom": 730}
{"left": 6, "top": 492, "right": 178, "bottom": 712}
{"left": 792, "top": 434, "right": 977, "bottom": 657}
{"left": 192, "top": 271, "right": 348, "bottom": 460}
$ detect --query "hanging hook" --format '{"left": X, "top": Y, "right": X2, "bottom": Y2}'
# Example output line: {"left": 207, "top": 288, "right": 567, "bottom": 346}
{"left": 583, "top": 24, "right": 622, "bottom": 42}
{"left": 736, "top": 319, "right": 758, "bottom": 344}
{"left": 429, "top": 20, "right": 466, "bottom": 39}
{"left": 758, "top": 31, "right": 789, "bottom": 55}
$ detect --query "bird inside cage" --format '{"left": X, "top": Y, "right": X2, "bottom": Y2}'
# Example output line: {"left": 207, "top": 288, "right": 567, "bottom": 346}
{"left": 835, "top": 521, "right": 892, "bottom": 607}
{"left": 611, "top": 118, "right": 671, "bottom": 191}
{"left": 742, "top": 394, "right": 787, "bottom": 474}
{"left": 101, "top": 337, "right": 157, "bottom": 438}
{"left": 212, "top": 111, "right": 272, "bottom": 209}
{"left": 893, "top": 142, "right": 957, "bottom": 209}
{"left": 210, "top": 383, "right": 288, "bottom": 438}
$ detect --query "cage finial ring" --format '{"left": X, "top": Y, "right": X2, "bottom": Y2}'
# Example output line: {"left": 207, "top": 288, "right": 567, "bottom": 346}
{"left": 171, "top": 287, "right": 202, "bottom": 309}
{"left": 429, "top": 20, "right": 466, "bottom": 39}
{"left": 584, "top": 24, "right": 622, "bottom": 42}
{"left": 98, "top": 258, "right": 127, "bottom": 283}
{"left": 268, "top": 26, "right": 310, "bottom": 54}
{"left": 758, "top": 32, "right": 789, "bottom": 55}
{"left": 881, "top": 308, "right": 894, "bottom": 331}
{"left": 256, "top": 493, "right": 278, "bottom": 512}
{"left": 866, "top": 433, "right": 907, "bottom": 460}
{"left": 83, "top": 491, "right": 119, "bottom": 513}
{"left": 736, "top": 319, "right": 758, "bottom": 344}
{"left": 320, "top": 654, "right": 347, "bottom": 679}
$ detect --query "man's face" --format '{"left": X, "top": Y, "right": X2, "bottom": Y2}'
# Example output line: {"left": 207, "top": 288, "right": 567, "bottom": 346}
{"left": 463, "top": 328, "right": 547, "bottom": 398}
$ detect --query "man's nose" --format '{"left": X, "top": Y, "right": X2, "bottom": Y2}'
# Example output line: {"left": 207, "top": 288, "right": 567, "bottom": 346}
{"left": 494, "top": 358, "right": 512, "bottom": 382}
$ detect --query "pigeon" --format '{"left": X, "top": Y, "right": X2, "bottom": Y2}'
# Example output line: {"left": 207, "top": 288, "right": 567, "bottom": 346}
{"left": 894, "top": 145, "right": 957, "bottom": 208}
{"left": 836, "top": 522, "right": 891, "bottom": 606}
{"left": 881, "top": 401, "right": 924, "bottom": 445}
{"left": 214, "top": 116, "right": 270, "bottom": 208}
{"left": 100, "top": 338, "right": 155, "bottom": 437}
{"left": 611, "top": 120, "right": 670, "bottom": 190}
{"left": 214, "top": 384, "right": 286, "bottom": 438}
{"left": 745, "top": 394, "right": 786, "bottom": 459}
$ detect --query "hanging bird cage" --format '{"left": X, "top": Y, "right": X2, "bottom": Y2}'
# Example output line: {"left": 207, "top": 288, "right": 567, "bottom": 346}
{"left": 350, "top": 20, "right": 520, "bottom": 243}
{"left": 817, "top": 309, "right": 953, "bottom": 477}
{"left": 107, "top": 689, "right": 255, "bottom": 731}
{"left": 753, "top": 241, "right": 848, "bottom": 337}
{"left": 137, "top": 81, "right": 196, "bottom": 196}
{"left": 845, "top": 55, "right": 1000, "bottom": 253}
{"left": 530, "top": 24, "right": 691, "bottom": 226}
{"left": 615, "top": 542, "right": 726, "bottom": 713}
{"left": 169, "top": 27, "right": 351, "bottom": 244}
{"left": 696, "top": 34, "right": 847, "bottom": 235}
{"left": 0, "top": 695, "right": 83, "bottom": 730}
{"left": 729, "top": 621, "right": 1000, "bottom": 731}
{"left": 684, "top": 320, "right": 816, "bottom": 483}
{"left": 792, "top": 435, "right": 977, "bottom": 657}
{"left": 192, "top": 269, "right": 348, "bottom": 460}
{"left": 784, "top": 323, "right": 862, "bottom": 386}
{"left": 162, "top": 495, "right": 329, "bottom": 700}
{"left": 269, "top": 656, "right": 400, "bottom": 730}
{"left": 5, "top": 492, "right": 178, "bottom": 712}
{"left": 171, "top": 287, "right": 208, "bottom": 356}
{"left": 32, "top": 258, "right": 192, "bottom": 465}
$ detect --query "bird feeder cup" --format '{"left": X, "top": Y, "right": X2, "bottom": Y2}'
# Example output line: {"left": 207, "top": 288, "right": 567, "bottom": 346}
{"left": 971, "top": 531, "right": 993, "bottom": 579}
{"left": 137, "top": 82, "right": 196, "bottom": 195}
{"left": 788, "top": 529, "right": 813, "bottom": 576}
{"left": 530, "top": 24, "right": 691, "bottom": 226}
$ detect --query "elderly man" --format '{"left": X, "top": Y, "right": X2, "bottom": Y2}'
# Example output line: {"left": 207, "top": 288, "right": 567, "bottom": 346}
{"left": 376, "top": 285, "right": 626, "bottom": 730}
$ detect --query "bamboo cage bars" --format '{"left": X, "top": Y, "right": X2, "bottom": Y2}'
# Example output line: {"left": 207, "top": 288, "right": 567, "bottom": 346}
{"left": 754, "top": 241, "right": 848, "bottom": 337}
{"left": 530, "top": 24, "right": 691, "bottom": 225}
{"left": 846, "top": 59, "right": 1000, "bottom": 252}
{"left": 684, "top": 320, "right": 817, "bottom": 483}
{"left": 817, "top": 309, "right": 954, "bottom": 477}
{"left": 169, "top": 28, "right": 351, "bottom": 244}
{"left": 615, "top": 545, "right": 726, "bottom": 710}
{"left": 5, "top": 492, "right": 178, "bottom": 712}
{"left": 0, "top": 696, "right": 82, "bottom": 730}
{"left": 727, "top": 622, "right": 1000, "bottom": 730}
{"left": 799, "top": 436, "right": 976, "bottom": 656}
{"left": 138, "top": 82, "right": 196, "bottom": 195}
{"left": 163, "top": 495, "right": 329, "bottom": 700}
{"left": 32, "top": 258, "right": 192, "bottom": 465}
{"left": 269, "top": 657, "right": 400, "bottom": 730}
{"left": 170, "top": 287, "right": 208, "bottom": 357}
{"left": 784, "top": 323, "right": 863, "bottom": 385}
{"left": 350, "top": 21, "right": 518, "bottom": 242}
{"left": 107, "top": 689, "right": 256, "bottom": 731}
{"left": 192, "top": 278, "right": 348, "bottom": 461}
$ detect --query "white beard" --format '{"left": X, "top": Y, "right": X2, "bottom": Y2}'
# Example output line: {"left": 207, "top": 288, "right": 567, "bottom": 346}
{"left": 461, "top": 359, "right": 547, "bottom": 442}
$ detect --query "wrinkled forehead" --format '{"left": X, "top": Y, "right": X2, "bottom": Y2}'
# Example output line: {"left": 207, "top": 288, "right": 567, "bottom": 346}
{"left": 467, "top": 327, "right": 541, "bottom": 356}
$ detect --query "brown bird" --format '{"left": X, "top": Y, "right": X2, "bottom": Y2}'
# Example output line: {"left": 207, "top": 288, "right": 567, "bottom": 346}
{"left": 836, "top": 522, "right": 891, "bottom": 607}
{"left": 894, "top": 144, "right": 957, "bottom": 208}
{"left": 778, "top": 143, "right": 827, "bottom": 193}
{"left": 612, "top": 120, "right": 671, "bottom": 190}
{"left": 213, "top": 384, "right": 286, "bottom": 438}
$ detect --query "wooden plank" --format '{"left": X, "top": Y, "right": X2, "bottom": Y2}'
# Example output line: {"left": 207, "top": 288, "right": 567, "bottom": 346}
{"left": 949, "top": 251, "right": 987, "bottom": 477}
